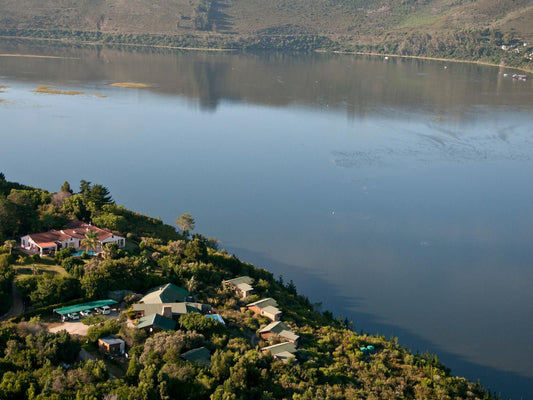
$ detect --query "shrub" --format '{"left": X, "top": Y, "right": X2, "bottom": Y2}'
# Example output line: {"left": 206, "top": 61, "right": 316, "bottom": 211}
{"left": 54, "top": 247, "right": 75, "bottom": 263}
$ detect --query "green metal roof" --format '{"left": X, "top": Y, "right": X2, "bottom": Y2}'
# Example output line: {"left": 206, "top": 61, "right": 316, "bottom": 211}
{"left": 262, "top": 342, "right": 297, "bottom": 355}
{"left": 137, "top": 313, "right": 176, "bottom": 331}
{"left": 181, "top": 347, "right": 211, "bottom": 366}
{"left": 53, "top": 299, "right": 117, "bottom": 315}
{"left": 140, "top": 283, "right": 190, "bottom": 304}
{"left": 246, "top": 297, "right": 278, "bottom": 309}
{"left": 224, "top": 276, "right": 253, "bottom": 286}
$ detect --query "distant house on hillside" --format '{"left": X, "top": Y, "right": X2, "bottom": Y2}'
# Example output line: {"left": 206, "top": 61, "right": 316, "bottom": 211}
{"left": 261, "top": 342, "right": 298, "bottom": 362}
{"left": 222, "top": 276, "right": 254, "bottom": 298}
{"left": 258, "top": 321, "right": 299, "bottom": 345}
{"left": 20, "top": 220, "right": 125, "bottom": 256}
{"left": 138, "top": 283, "right": 191, "bottom": 304}
{"left": 247, "top": 298, "right": 282, "bottom": 321}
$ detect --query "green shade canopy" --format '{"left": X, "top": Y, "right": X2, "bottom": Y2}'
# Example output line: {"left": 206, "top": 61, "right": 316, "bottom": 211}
{"left": 54, "top": 299, "right": 117, "bottom": 315}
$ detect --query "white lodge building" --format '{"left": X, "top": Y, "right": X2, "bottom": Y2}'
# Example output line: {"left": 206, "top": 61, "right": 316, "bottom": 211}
{"left": 20, "top": 220, "right": 125, "bottom": 256}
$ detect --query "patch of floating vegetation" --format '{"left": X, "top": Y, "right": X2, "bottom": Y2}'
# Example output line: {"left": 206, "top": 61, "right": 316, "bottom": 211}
{"left": 33, "top": 85, "right": 85, "bottom": 95}
{"left": 93, "top": 93, "right": 107, "bottom": 98}
{"left": 110, "top": 82, "right": 150, "bottom": 88}
{"left": 0, "top": 85, "right": 10, "bottom": 89}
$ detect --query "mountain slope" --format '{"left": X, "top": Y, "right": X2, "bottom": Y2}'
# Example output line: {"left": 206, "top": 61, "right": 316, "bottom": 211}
{"left": 0, "top": 0, "right": 531, "bottom": 67}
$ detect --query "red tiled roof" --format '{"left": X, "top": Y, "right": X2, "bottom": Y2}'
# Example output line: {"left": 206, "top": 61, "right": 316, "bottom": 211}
{"left": 28, "top": 230, "right": 62, "bottom": 244}
{"left": 35, "top": 241, "right": 58, "bottom": 248}
{"left": 28, "top": 222, "right": 115, "bottom": 246}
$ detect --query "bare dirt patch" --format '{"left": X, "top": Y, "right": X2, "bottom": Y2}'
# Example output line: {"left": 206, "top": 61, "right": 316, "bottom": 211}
{"left": 47, "top": 313, "right": 120, "bottom": 337}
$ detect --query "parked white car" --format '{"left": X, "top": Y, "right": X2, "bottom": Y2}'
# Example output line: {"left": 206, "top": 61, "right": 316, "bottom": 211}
{"left": 98, "top": 306, "right": 111, "bottom": 315}
{"left": 80, "top": 310, "right": 92, "bottom": 317}
{"left": 67, "top": 312, "right": 79, "bottom": 320}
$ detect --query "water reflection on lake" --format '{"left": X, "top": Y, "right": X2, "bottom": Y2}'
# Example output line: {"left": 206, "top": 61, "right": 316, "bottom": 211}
{"left": 1, "top": 40, "right": 533, "bottom": 399}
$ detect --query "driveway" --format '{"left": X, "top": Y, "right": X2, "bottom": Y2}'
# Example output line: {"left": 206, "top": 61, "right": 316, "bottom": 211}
{"left": 48, "top": 314, "right": 119, "bottom": 336}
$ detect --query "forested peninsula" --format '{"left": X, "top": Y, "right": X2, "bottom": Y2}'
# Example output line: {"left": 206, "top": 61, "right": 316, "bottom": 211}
{"left": 0, "top": 174, "right": 499, "bottom": 399}
{"left": 0, "top": 0, "right": 532, "bottom": 70}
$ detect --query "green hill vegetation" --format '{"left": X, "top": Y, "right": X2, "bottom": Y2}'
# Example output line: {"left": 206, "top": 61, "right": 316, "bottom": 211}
{"left": 0, "top": 174, "right": 499, "bottom": 399}
{"left": 0, "top": 0, "right": 531, "bottom": 69}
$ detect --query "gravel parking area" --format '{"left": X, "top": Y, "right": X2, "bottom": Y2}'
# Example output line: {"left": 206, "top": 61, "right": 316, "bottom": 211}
{"left": 48, "top": 313, "right": 119, "bottom": 336}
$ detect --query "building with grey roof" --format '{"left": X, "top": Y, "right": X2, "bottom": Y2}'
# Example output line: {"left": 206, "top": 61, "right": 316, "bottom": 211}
{"left": 259, "top": 321, "right": 299, "bottom": 344}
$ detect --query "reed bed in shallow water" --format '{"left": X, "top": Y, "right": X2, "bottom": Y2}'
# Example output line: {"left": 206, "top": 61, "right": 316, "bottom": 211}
{"left": 34, "top": 85, "right": 84, "bottom": 95}
{"left": 109, "top": 82, "right": 150, "bottom": 88}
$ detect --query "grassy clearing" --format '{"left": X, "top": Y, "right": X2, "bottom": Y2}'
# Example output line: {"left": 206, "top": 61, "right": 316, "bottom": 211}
{"left": 34, "top": 85, "right": 85, "bottom": 95}
{"left": 109, "top": 82, "right": 150, "bottom": 88}
{"left": 398, "top": 13, "right": 444, "bottom": 29}
{"left": 14, "top": 261, "right": 69, "bottom": 279}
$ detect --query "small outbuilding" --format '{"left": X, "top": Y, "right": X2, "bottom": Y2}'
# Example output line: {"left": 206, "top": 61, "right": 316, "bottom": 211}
{"left": 98, "top": 337, "right": 125, "bottom": 355}
{"left": 247, "top": 298, "right": 282, "bottom": 321}
{"left": 261, "top": 342, "right": 298, "bottom": 362}
{"left": 259, "top": 321, "right": 299, "bottom": 345}
{"left": 223, "top": 276, "right": 254, "bottom": 298}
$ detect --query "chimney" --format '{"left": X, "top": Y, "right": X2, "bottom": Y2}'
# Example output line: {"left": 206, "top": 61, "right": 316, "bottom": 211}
{"left": 162, "top": 306, "right": 173, "bottom": 319}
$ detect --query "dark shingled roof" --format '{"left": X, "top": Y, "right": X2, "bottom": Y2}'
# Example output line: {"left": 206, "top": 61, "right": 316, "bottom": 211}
{"left": 137, "top": 313, "right": 176, "bottom": 331}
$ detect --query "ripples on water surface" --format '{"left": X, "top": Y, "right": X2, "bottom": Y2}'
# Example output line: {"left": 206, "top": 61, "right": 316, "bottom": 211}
{"left": 1, "top": 41, "right": 533, "bottom": 399}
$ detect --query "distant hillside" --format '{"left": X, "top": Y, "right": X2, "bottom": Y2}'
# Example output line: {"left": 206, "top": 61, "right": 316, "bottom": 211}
{"left": 0, "top": 0, "right": 532, "bottom": 68}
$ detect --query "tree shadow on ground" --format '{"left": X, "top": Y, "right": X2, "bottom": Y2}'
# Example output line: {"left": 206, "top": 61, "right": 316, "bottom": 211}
{"left": 209, "top": 0, "right": 235, "bottom": 33}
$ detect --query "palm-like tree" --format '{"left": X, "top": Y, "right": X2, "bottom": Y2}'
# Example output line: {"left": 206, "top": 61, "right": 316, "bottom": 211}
{"left": 80, "top": 231, "right": 101, "bottom": 255}
{"left": 3, "top": 239, "right": 16, "bottom": 255}
{"left": 185, "top": 276, "right": 198, "bottom": 293}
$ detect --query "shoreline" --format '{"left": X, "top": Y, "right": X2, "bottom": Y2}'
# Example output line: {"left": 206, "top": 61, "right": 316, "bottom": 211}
{"left": 0, "top": 35, "right": 237, "bottom": 53}
{"left": 0, "top": 35, "right": 531, "bottom": 72}
{"left": 320, "top": 50, "right": 533, "bottom": 73}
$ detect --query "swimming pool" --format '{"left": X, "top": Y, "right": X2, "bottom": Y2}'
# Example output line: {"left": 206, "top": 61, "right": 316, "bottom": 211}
{"left": 72, "top": 250, "right": 98, "bottom": 257}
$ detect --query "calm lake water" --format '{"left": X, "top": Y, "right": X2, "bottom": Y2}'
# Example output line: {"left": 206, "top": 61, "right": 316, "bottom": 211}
{"left": 1, "top": 40, "right": 532, "bottom": 399}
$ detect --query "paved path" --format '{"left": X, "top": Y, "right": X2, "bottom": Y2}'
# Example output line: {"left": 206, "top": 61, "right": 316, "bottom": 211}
{"left": 0, "top": 280, "right": 24, "bottom": 321}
